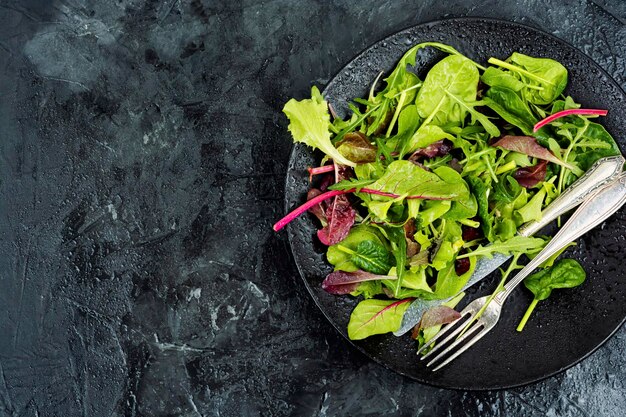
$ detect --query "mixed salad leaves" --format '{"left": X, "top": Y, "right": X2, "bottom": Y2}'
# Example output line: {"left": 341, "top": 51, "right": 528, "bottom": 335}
{"left": 274, "top": 42, "right": 619, "bottom": 343}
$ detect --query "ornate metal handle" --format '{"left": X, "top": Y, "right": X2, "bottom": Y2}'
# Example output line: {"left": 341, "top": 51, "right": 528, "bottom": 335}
{"left": 497, "top": 172, "right": 626, "bottom": 303}
{"left": 518, "top": 155, "right": 624, "bottom": 237}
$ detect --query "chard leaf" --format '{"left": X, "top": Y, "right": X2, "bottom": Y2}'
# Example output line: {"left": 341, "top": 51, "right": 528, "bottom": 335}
{"left": 492, "top": 135, "right": 576, "bottom": 170}
{"left": 329, "top": 178, "right": 376, "bottom": 191}
{"left": 364, "top": 160, "right": 467, "bottom": 201}
{"left": 457, "top": 236, "right": 546, "bottom": 259}
{"left": 347, "top": 298, "right": 414, "bottom": 340}
{"left": 322, "top": 270, "right": 394, "bottom": 295}
{"left": 283, "top": 86, "right": 356, "bottom": 167}
{"left": 416, "top": 306, "right": 461, "bottom": 333}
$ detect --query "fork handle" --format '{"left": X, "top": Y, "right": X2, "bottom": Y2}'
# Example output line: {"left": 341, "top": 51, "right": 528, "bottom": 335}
{"left": 496, "top": 171, "right": 626, "bottom": 304}
{"left": 517, "top": 155, "right": 624, "bottom": 237}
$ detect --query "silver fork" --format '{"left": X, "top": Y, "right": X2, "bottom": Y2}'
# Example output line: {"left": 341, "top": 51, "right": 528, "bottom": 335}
{"left": 417, "top": 171, "right": 626, "bottom": 371}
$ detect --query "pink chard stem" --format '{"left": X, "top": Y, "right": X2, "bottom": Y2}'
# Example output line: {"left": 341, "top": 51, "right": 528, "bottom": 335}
{"left": 533, "top": 108, "right": 608, "bottom": 132}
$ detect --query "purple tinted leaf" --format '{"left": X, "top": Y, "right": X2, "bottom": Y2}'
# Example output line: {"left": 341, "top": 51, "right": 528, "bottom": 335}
{"left": 513, "top": 160, "right": 548, "bottom": 188}
{"left": 307, "top": 188, "right": 327, "bottom": 226}
{"left": 491, "top": 135, "right": 575, "bottom": 169}
{"left": 411, "top": 305, "right": 461, "bottom": 339}
{"left": 336, "top": 132, "right": 377, "bottom": 163}
{"left": 408, "top": 139, "right": 454, "bottom": 161}
{"left": 317, "top": 164, "right": 356, "bottom": 245}
{"left": 322, "top": 270, "right": 394, "bottom": 295}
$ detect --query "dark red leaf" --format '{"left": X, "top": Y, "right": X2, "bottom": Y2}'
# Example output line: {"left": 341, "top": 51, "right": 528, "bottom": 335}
{"left": 421, "top": 306, "right": 461, "bottom": 330}
{"left": 513, "top": 160, "right": 548, "bottom": 188}
{"left": 411, "top": 305, "right": 461, "bottom": 339}
{"left": 462, "top": 225, "right": 482, "bottom": 242}
{"left": 322, "top": 270, "right": 393, "bottom": 295}
{"left": 491, "top": 135, "right": 575, "bottom": 170}
{"left": 409, "top": 139, "right": 454, "bottom": 161}
{"left": 317, "top": 164, "right": 356, "bottom": 245}
{"left": 455, "top": 256, "right": 471, "bottom": 276}
{"left": 404, "top": 219, "right": 420, "bottom": 257}
{"left": 307, "top": 189, "right": 327, "bottom": 226}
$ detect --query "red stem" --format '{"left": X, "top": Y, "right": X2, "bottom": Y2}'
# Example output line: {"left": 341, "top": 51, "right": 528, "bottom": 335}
{"left": 533, "top": 108, "right": 608, "bottom": 132}
{"left": 307, "top": 164, "right": 336, "bottom": 178}
{"left": 273, "top": 189, "right": 354, "bottom": 231}
{"left": 273, "top": 187, "right": 453, "bottom": 232}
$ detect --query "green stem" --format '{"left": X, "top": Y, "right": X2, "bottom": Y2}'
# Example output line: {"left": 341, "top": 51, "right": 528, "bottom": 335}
{"left": 516, "top": 298, "right": 539, "bottom": 332}
{"left": 487, "top": 57, "right": 552, "bottom": 87}
{"left": 386, "top": 91, "right": 407, "bottom": 138}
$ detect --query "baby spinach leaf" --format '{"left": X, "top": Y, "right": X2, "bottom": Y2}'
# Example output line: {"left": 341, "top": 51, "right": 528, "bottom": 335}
{"left": 416, "top": 55, "right": 479, "bottom": 126}
{"left": 483, "top": 86, "right": 537, "bottom": 135}
{"left": 467, "top": 176, "right": 493, "bottom": 241}
{"left": 404, "top": 125, "right": 455, "bottom": 156}
{"left": 347, "top": 298, "right": 414, "bottom": 340}
{"left": 480, "top": 66, "right": 525, "bottom": 91}
{"left": 517, "top": 259, "right": 586, "bottom": 331}
{"left": 283, "top": 86, "right": 356, "bottom": 166}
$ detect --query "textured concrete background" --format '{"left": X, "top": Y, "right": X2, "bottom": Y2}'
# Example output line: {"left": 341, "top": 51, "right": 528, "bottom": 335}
{"left": 0, "top": 0, "right": 624, "bottom": 416}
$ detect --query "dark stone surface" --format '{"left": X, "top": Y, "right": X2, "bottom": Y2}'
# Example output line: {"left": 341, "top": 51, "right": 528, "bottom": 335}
{"left": 0, "top": 0, "right": 624, "bottom": 416}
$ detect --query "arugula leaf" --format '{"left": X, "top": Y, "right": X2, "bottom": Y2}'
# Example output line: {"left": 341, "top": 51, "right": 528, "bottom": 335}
{"left": 457, "top": 236, "right": 546, "bottom": 259}
{"left": 488, "top": 53, "right": 568, "bottom": 105}
{"left": 571, "top": 121, "right": 621, "bottom": 171}
{"left": 283, "top": 86, "right": 356, "bottom": 166}
{"left": 516, "top": 259, "right": 586, "bottom": 331}
{"left": 347, "top": 298, "right": 414, "bottom": 340}
{"left": 515, "top": 187, "right": 546, "bottom": 223}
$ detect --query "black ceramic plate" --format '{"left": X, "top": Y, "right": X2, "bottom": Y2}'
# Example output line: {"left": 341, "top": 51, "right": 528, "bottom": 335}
{"left": 284, "top": 18, "right": 626, "bottom": 390}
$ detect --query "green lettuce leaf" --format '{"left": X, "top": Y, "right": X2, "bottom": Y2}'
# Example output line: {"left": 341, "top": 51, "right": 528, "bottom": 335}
{"left": 283, "top": 86, "right": 356, "bottom": 167}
